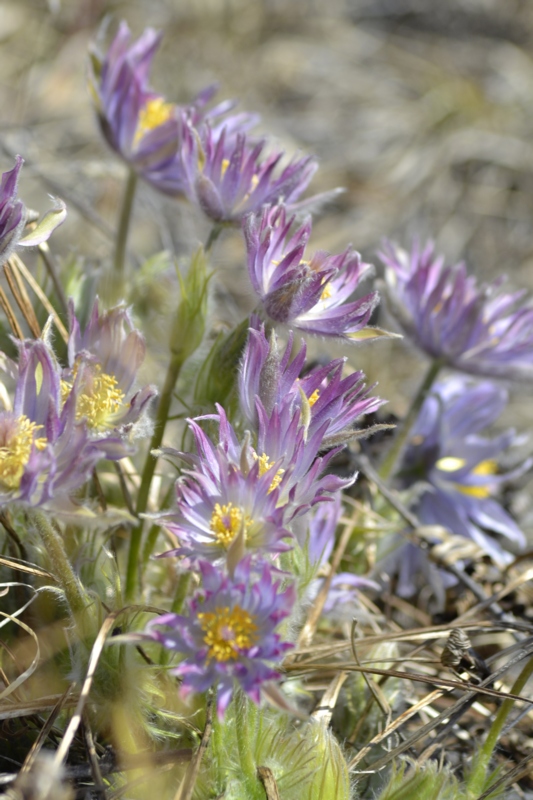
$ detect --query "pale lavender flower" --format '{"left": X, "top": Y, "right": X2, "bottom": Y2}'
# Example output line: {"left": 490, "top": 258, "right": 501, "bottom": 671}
{"left": 381, "top": 376, "right": 530, "bottom": 599}
{"left": 244, "top": 205, "right": 380, "bottom": 340}
{"left": 399, "top": 376, "right": 528, "bottom": 565}
{"left": 0, "top": 340, "right": 119, "bottom": 513}
{"left": 145, "top": 558, "right": 295, "bottom": 717}
{"left": 0, "top": 156, "right": 66, "bottom": 264}
{"left": 380, "top": 240, "right": 533, "bottom": 381}
{"left": 89, "top": 22, "right": 257, "bottom": 196}
{"left": 63, "top": 299, "right": 156, "bottom": 444}
{"left": 180, "top": 124, "right": 320, "bottom": 224}
{"left": 239, "top": 321, "right": 384, "bottom": 445}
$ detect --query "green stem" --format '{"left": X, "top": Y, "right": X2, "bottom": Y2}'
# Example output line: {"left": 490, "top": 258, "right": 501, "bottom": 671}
{"left": 141, "top": 482, "right": 174, "bottom": 568}
{"left": 31, "top": 510, "right": 88, "bottom": 619}
{"left": 466, "top": 655, "right": 533, "bottom": 798}
{"left": 114, "top": 169, "right": 137, "bottom": 276}
{"left": 125, "top": 352, "right": 184, "bottom": 602}
{"left": 205, "top": 224, "right": 222, "bottom": 253}
{"left": 171, "top": 572, "right": 191, "bottom": 615}
{"left": 378, "top": 359, "right": 442, "bottom": 481}
{"left": 236, "top": 695, "right": 259, "bottom": 795}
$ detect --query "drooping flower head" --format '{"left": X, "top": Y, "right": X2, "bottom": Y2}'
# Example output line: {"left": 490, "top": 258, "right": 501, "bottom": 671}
{"left": 0, "top": 339, "right": 119, "bottom": 513}
{"left": 399, "top": 375, "right": 529, "bottom": 565}
{"left": 89, "top": 22, "right": 257, "bottom": 196}
{"left": 62, "top": 299, "right": 155, "bottom": 446}
{"left": 239, "top": 321, "right": 384, "bottom": 445}
{"left": 379, "top": 240, "right": 533, "bottom": 381}
{"left": 157, "top": 416, "right": 292, "bottom": 565}
{"left": 145, "top": 558, "right": 295, "bottom": 717}
{"left": 244, "top": 205, "right": 381, "bottom": 340}
{"left": 0, "top": 156, "right": 66, "bottom": 264}
{"left": 180, "top": 124, "right": 320, "bottom": 224}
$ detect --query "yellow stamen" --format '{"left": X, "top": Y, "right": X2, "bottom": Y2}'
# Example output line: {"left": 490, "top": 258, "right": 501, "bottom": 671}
{"left": 210, "top": 502, "right": 251, "bottom": 547}
{"left": 437, "top": 456, "right": 497, "bottom": 499}
{"left": 307, "top": 389, "right": 320, "bottom": 408}
{"left": 254, "top": 453, "right": 285, "bottom": 493}
{"left": 61, "top": 363, "right": 125, "bottom": 431}
{"left": 134, "top": 97, "right": 174, "bottom": 147}
{"left": 198, "top": 605, "right": 258, "bottom": 662}
{"left": 436, "top": 456, "right": 466, "bottom": 472}
{"left": 320, "top": 282, "right": 332, "bottom": 301}
{"left": 458, "top": 459, "right": 497, "bottom": 498}
{"left": 0, "top": 415, "right": 47, "bottom": 490}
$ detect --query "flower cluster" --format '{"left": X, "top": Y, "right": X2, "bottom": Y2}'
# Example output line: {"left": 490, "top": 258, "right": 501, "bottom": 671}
{"left": 146, "top": 321, "right": 382, "bottom": 714}
{"left": 0, "top": 298, "right": 154, "bottom": 516}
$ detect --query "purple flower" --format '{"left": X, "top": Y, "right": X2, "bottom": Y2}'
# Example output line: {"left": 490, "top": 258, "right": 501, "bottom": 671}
{"left": 400, "top": 375, "right": 529, "bottom": 566}
{"left": 239, "top": 321, "right": 384, "bottom": 445}
{"left": 379, "top": 240, "right": 533, "bottom": 381}
{"left": 180, "top": 124, "right": 321, "bottom": 224}
{"left": 0, "top": 340, "right": 117, "bottom": 513}
{"left": 157, "top": 416, "right": 292, "bottom": 564}
{"left": 62, "top": 299, "right": 156, "bottom": 448}
{"left": 90, "top": 22, "right": 257, "bottom": 196}
{"left": 0, "top": 156, "right": 66, "bottom": 264}
{"left": 244, "top": 205, "right": 381, "bottom": 340}
{"left": 145, "top": 558, "right": 295, "bottom": 717}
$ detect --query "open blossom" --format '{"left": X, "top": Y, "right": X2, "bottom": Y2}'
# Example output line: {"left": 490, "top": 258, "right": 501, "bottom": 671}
{"left": 145, "top": 558, "right": 295, "bottom": 717}
{"left": 180, "top": 124, "right": 320, "bottom": 224}
{"left": 63, "top": 299, "right": 156, "bottom": 446}
{"left": 0, "top": 156, "right": 66, "bottom": 264}
{"left": 399, "top": 376, "right": 529, "bottom": 566}
{"left": 156, "top": 417, "right": 292, "bottom": 564}
{"left": 244, "top": 205, "right": 380, "bottom": 340}
{"left": 239, "top": 321, "right": 384, "bottom": 445}
{"left": 379, "top": 240, "right": 533, "bottom": 381}
{"left": 0, "top": 340, "right": 119, "bottom": 513}
{"left": 89, "top": 22, "right": 256, "bottom": 196}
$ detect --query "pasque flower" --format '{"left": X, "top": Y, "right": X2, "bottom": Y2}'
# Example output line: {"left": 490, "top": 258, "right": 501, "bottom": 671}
{"left": 89, "top": 22, "right": 257, "bottom": 196}
{"left": 145, "top": 558, "right": 295, "bottom": 717}
{"left": 0, "top": 339, "right": 120, "bottom": 513}
{"left": 0, "top": 156, "right": 66, "bottom": 264}
{"left": 63, "top": 299, "right": 156, "bottom": 445}
{"left": 399, "top": 375, "right": 528, "bottom": 566}
{"left": 180, "top": 123, "right": 320, "bottom": 224}
{"left": 379, "top": 240, "right": 533, "bottom": 381}
{"left": 239, "top": 321, "right": 384, "bottom": 446}
{"left": 156, "top": 416, "right": 292, "bottom": 564}
{"left": 244, "top": 205, "right": 380, "bottom": 340}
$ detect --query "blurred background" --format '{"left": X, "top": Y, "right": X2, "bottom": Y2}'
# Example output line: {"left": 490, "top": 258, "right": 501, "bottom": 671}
{"left": 1, "top": 0, "right": 533, "bottom": 424}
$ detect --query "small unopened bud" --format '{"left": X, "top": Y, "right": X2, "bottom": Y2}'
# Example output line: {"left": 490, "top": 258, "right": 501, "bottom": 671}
{"left": 170, "top": 247, "right": 210, "bottom": 363}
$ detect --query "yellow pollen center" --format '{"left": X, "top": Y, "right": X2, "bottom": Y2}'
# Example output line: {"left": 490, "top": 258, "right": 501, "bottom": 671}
{"left": 61, "top": 364, "right": 125, "bottom": 431}
{"left": 436, "top": 456, "right": 497, "bottom": 499}
{"left": 209, "top": 502, "right": 251, "bottom": 547}
{"left": 0, "top": 415, "right": 47, "bottom": 490}
{"left": 254, "top": 453, "right": 285, "bottom": 493}
{"left": 320, "top": 282, "right": 333, "bottom": 301}
{"left": 198, "top": 605, "right": 258, "bottom": 662}
{"left": 134, "top": 97, "right": 174, "bottom": 146}
{"left": 307, "top": 389, "right": 320, "bottom": 408}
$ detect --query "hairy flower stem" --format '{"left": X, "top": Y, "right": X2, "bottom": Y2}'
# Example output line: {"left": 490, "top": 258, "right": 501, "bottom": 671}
{"left": 31, "top": 510, "right": 89, "bottom": 621}
{"left": 125, "top": 352, "right": 184, "bottom": 602}
{"left": 379, "top": 359, "right": 442, "bottom": 482}
{"left": 466, "top": 655, "right": 533, "bottom": 798}
{"left": 110, "top": 169, "right": 137, "bottom": 302}
{"left": 236, "top": 696, "right": 261, "bottom": 798}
